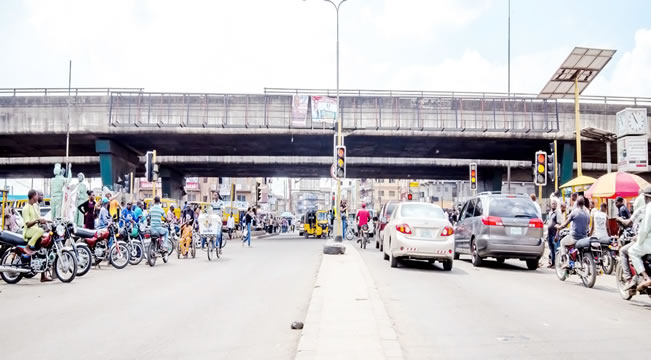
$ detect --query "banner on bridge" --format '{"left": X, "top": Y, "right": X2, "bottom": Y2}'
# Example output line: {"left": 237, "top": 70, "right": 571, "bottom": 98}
{"left": 311, "top": 96, "right": 337, "bottom": 123}
{"left": 291, "top": 95, "right": 309, "bottom": 126}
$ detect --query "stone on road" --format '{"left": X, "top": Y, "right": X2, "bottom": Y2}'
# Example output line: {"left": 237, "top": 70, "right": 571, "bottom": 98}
{"left": 0, "top": 235, "right": 323, "bottom": 360}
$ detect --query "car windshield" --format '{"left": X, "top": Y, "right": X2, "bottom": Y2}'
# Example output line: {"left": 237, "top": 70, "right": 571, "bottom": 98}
{"left": 400, "top": 204, "right": 445, "bottom": 219}
{"left": 489, "top": 197, "right": 539, "bottom": 218}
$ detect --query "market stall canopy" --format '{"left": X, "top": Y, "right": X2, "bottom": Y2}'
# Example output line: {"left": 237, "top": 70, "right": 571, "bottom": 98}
{"left": 585, "top": 172, "right": 649, "bottom": 199}
{"left": 560, "top": 175, "right": 597, "bottom": 189}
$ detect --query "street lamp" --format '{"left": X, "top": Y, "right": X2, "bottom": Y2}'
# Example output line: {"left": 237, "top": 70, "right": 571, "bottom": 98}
{"left": 304, "top": 0, "right": 348, "bottom": 243}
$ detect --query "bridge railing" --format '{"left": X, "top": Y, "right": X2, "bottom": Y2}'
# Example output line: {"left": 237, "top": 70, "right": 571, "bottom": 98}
{"left": 108, "top": 91, "right": 561, "bottom": 133}
{"left": 0, "top": 87, "right": 144, "bottom": 97}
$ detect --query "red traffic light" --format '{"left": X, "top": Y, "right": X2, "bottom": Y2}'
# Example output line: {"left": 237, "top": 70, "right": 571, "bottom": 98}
{"left": 471, "top": 170, "right": 476, "bottom": 177}
{"left": 407, "top": 193, "right": 413, "bottom": 201}
{"left": 337, "top": 148, "right": 345, "bottom": 157}
{"left": 537, "top": 154, "right": 545, "bottom": 163}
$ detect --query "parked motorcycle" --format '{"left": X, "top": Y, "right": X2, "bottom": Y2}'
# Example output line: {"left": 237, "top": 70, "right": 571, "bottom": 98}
{"left": 59, "top": 220, "right": 93, "bottom": 277}
{"left": 0, "top": 221, "right": 78, "bottom": 284}
{"left": 75, "top": 223, "right": 130, "bottom": 269}
{"left": 555, "top": 230, "right": 598, "bottom": 288}
{"left": 120, "top": 221, "right": 145, "bottom": 266}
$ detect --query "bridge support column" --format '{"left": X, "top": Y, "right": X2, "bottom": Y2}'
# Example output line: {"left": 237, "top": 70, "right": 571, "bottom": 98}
{"left": 159, "top": 166, "right": 184, "bottom": 200}
{"left": 95, "top": 140, "right": 139, "bottom": 190}
{"left": 560, "top": 143, "right": 575, "bottom": 186}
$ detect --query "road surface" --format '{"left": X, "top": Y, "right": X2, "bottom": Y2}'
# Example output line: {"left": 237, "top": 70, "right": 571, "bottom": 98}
{"left": 0, "top": 235, "right": 322, "bottom": 360}
{"left": 358, "top": 243, "right": 651, "bottom": 360}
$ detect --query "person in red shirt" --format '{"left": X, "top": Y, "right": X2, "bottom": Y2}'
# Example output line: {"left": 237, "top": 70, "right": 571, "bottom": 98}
{"left": 356, "top": 203, "right": 370, "bottom": 232}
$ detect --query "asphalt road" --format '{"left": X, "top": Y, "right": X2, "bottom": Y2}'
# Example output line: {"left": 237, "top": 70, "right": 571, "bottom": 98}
{"left": 357, "top": 241, "right": 651, "bottom": 360}
{"left": 0, "top": 234, "right": 322, "bottom": 360}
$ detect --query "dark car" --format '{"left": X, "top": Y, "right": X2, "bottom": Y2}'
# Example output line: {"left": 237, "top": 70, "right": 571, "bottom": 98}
{"left": 454, "top": 192, "right": 544, "bottom": 270}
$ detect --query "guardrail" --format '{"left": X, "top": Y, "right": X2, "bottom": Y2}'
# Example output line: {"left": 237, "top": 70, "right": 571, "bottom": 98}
{"left": 107, "top": 91, "right": 560, "bottom": 133}
{"left": 264, "top": 87, "right": 651, "bottom": 106}
{"left": 0, "top": 87, "right": 144, "bottom": 97}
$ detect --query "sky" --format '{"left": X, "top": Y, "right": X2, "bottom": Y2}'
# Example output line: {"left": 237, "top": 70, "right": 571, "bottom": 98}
{"left": 2, "top": 0, "right": 651, "bottom": 195}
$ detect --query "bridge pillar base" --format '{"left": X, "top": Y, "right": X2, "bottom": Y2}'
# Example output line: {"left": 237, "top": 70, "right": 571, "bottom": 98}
{"left": 560, "top": 143, "right": 576, "bottom": 186}
{"left": 159, "top": 166, "right": 185, "bottom": 200}
{"left": 95, "top": 139, "right": 139, "bottom": 190}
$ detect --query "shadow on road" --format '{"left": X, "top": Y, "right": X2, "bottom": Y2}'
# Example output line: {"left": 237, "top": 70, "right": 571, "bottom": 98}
{"left": 457, "top": 257, "right": 547, "bottom": 274}
{"left": 396, "top": 259, "right": 469, "bottom": 275}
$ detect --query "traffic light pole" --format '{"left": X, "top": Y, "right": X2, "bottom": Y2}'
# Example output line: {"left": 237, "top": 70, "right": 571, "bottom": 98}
{"left": 152, "top": 150, "right": 157, "bottom": 199}
{"left": 553, "top": 140, "right": 559, "bottom": 190}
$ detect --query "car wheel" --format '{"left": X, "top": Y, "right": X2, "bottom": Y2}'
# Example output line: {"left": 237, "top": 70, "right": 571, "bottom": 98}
{"left": 526, "top": 258, "right": 539, "bottom": 270}
{"left": 471, "top": 239, "right": 483, "bottom": 267}
{"left": 390, "top": 252, "right": 399, "bottom": 268}
{"left": 442, "top": 259, "right": 453, "bottom": 271}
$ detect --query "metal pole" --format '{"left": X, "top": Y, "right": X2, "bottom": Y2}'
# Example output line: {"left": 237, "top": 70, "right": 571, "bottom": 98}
{"left": 553, "top": 140, "right": 559, "bottom": 190}
{"left": 152, "top": 150, "right": 157, "bottom": 199}
{"left": 538, "top": 185, "right": 542, "bottom": 207}
{"left": 507, "top": 0, "right": 511, "bottom": 97}
{"left": 574, "top": 76, "right": 583, "bottom": 177}
{"left": 506, "top": 164, "right": 511, "bottom": 193}
{"left": 66, "top": 60, "right": 72, "bottom": 175}
{"left": 606, "top": 141, "right": 612, "bottom": 173}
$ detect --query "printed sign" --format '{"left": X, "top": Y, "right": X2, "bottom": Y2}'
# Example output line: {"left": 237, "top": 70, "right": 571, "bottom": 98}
{"left": 292, "top": 95, "right": 309, "bottom": 126}
{"left": 311, "top": 96, "right": 337, "bottom": 123}
{"left": 185, "top": 177, "right": 199, "bottom": 191}
{"left": 617, "top": 135, "right": 648, "bottom": 172}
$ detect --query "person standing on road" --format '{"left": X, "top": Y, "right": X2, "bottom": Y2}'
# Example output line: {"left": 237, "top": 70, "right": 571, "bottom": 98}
{"left": 227, "top": 211, "right": 235, "bottom": 239}
{"left": 242, "top": 207, "right": 253, "bottom": 247}
{"left": 341, "top": 199, "right": 348, "bottom": 239}
{"left": 546, "top": 200, "right": 561, "bottom": 268}
{"left": 530, "top": 194, "right": 542, "bottom": 219}
{"left": 77, "top": 190, "right": 96, "bottom": 230}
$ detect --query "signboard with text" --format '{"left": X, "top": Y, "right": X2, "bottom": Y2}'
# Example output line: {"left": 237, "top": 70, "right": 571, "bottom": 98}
{"left": 311, "top": 96, "right": 337, "bottom": 123}
{"left": 617, "top": 135, "right": 648, "bottom": 172}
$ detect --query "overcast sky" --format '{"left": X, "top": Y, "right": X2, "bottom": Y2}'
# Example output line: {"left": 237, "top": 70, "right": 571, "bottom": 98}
{"left": 2, "top": 0, "right": 650, "bottom": 96}
{"left": 2, "top": 0, "right": 651, "bottom": 195}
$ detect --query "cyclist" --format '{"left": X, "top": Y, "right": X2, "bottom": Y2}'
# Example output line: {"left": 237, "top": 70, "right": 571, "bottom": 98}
{"left": 356, "top": 203, "right": 371, "bottom": 242}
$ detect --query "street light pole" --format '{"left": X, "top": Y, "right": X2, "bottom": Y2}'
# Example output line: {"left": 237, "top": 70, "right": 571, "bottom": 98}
{"left": 323, "top": 0, "right": 347, "bottom": 242}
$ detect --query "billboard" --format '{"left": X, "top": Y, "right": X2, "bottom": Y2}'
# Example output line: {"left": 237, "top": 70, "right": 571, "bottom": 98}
{"left": 186, "top": 177, "right": 199, "bottom": 191}
{"left": 292, "top": 95, "right": 309, "bottom": 126}
{"left": 311, "top": 96, "right": 337, "bottom": 123}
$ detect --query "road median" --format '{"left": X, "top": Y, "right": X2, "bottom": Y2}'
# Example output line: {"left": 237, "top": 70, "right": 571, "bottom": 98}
{"left": 295, "top": 242, "right": 403, "bottom": 360}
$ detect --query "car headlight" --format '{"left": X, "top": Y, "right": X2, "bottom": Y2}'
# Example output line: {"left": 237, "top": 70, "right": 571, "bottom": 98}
{"left": 56, "top": 224, "right": 66, "bottom": 237}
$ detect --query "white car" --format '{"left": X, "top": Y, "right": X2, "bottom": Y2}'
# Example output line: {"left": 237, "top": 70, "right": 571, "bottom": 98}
{"left": 382, "top": 202, "right": 455, "bottom": 270}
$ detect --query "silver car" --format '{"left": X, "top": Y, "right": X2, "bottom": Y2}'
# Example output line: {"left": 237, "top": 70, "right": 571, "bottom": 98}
{"left": 454, "top": 193, "right": 544, "bottom": 270}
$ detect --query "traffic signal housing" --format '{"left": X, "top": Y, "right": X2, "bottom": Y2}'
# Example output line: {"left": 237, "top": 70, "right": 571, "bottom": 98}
{"left": 256, "top": 182, "right": 262, "bottom": 203}
{"left": 535, "top": 151, "right": 547, "bottom": 186}
{"left": 469, "top": 163, "right": 477, "bottom": 190}
{"left": 145, "top": 151, "right": 154, "bottom": 182}
{"left": 335, "top": 145, "right": 346, "bottom": 178}
{"left": 407, "top": 193, "right": 413, "bottom": 201}
{"left": 547, "top": 143, "right": 556, "bottom": 182}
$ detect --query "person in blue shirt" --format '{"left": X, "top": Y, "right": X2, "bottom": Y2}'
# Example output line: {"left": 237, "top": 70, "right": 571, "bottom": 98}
{"left": 149, "top": 196, "right": 169, "bottom": 251}
{"left": 120, "top": 202, "right": 136, "bottom": 227}
{"left": 97, "top": 198, "right": 111, "bottom": 229}
{"left": 132, "top": 201, "right": 144, "bottom": 223}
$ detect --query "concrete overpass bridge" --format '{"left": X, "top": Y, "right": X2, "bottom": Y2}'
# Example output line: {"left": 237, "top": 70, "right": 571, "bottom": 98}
{"left": 1, "top": 87, "right": 650, "bottom": 197}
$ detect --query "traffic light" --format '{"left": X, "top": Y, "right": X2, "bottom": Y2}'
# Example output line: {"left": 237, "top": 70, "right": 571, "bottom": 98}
{"left": 116, "top": 172, "right": 130, "bottom": 191}
{"left": 534, "top": 151, "right": 547, "bottom": 186}
{"left": 547, "top": 143, "right": 555, "bottom": 181}
{"left": 335, "top": 145, "right": 346, "bottom": 178}
{"left": 256, "top": 182, "right": 262, "bottom": 203}
{"left": 469, "top": 163, "right": 477, "bottom": 190}
{"left": 407, "top": 193, "right": 413, "bottom": 201}
{"left": 145, "top": 151, "right": 154, "bottom": 182}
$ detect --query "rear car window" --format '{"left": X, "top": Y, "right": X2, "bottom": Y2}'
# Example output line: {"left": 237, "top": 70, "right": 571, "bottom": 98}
{"left": 386, "top": 203, "right": 397, "bottom": 216}
{"left": 489, "top": 197, "right": 538, "bottom": 218}
{"left": 400, "top": 204, "right": 445, "bottom": 219}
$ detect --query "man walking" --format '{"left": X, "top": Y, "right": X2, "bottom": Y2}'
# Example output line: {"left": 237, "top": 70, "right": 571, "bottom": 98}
{"left": 242, "top": 207, "right": 253, "bottom": 247}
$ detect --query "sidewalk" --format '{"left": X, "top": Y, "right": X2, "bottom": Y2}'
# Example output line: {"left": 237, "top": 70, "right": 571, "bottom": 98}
{"left": 295, "top": 243, "right": 404, "bottom": 360}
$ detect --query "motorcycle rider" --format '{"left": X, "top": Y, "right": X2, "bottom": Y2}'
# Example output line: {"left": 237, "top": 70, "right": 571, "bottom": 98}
{"left": 21, "top": 190, "right": 48, "bottom": 256}
{"left": 356, "top": 203, "right": 371, "bottom": 242}
{"left": 120, "top": 202, "right": 135, "bottom": 228}
{"left": 589, "top": 203, "right": 610, "bottom": 240}
{"left": 621, "top": 186, "right": 651, "bottom": 291}
{"left": 149, "top": 197, "right": 169, "bottom": 252}
{"left": 555, "top": 196, "right": 590, "bottom": 269}
{"left": 97, "top": 198, "right": 111, "bottom": 229}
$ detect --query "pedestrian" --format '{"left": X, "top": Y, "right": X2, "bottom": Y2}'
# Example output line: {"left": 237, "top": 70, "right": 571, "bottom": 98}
{"left": 341, "top": 199, "right": 348, "bottom": 239}
{"left": 546, "top": 200, "right": 561, "bottom": 268}
{"left": 227, "top": 211, "right": 235, "bottom": 239}
{"left": 530, "top": 193, "right": 542, "bottom": 219}
{"left": 77, "top": 190, "right": 96, "bottom": 229}
{"left": 3, "top": 207, "right": 19, "bottom": 232}
{"left": 242, "top": 207, "right": 253, "bottom": 247}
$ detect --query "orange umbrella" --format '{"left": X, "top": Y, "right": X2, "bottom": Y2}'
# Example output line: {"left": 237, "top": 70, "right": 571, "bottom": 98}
{"left": 585, "top": 172, "right": 649, "bottom": 199}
